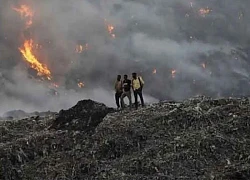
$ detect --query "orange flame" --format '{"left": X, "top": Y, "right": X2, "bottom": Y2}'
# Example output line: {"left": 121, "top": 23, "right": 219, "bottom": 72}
{"left": 78, "top": 82, "right": 85, "bottom": 88}
{"left": 108, "top": 25, "right": 115, "bottom": 38}
{"left": 19, "top": 39, "right": 51, "bottom": 80}
{"left": 104, "top": 19, "right": 116, "bottom": 38}
{"left": 108, "top": 25, "right": 114, "bottom": 34}
{"left": 12, "top": 5, "right": 33, "bottom": 28}
{"left": 13, "top": 4, "right": 52, "bottom": 80}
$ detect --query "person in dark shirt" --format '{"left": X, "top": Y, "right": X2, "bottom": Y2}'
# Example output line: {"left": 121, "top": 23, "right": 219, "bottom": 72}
{"left": 121, "top": 74, "right": 132, "bottom": 109}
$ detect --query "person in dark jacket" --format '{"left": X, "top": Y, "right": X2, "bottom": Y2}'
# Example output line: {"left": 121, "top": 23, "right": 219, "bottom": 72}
{"left": 121, "top": 74, "right": 132, "bottom": 109}
{"left": 114, "top": 75, "right": 122, "bottom": 109}
{"left": 132, "top": 72, "right": 145, "bottom": 109}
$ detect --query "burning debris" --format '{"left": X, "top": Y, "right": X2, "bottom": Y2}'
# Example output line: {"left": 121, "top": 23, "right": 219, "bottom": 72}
{"left": 13, "top": 4, "right": 52, "bottom": 80}
{"left": 19, "top": 39, "right": 52, "bottom": 80}
{"left": 108, "top": 25, "right": 116, "bottom": 38}
{"left": 105, "top": 19, "right": 116, "bottom": 38}
{"left": 1, "top": 97, "right": 250, "bottom": 179}
{"left": 77, "top": 82, "right": 85, "bottom": 88}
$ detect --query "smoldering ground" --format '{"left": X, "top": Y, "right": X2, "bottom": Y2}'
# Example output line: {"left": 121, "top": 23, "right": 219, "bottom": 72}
{"left": 0, "top": 0, "right": 250, "bottom": 114}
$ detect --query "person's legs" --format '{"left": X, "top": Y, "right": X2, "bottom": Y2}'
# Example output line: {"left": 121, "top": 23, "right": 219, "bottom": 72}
{"left": 138, "top": 90, "right": 145, "bottom": 107}
{"left": 115, "top": 92, "right": 120, "bottom": 108}
{"left": 127, "top": 91, "right": 132, "bottom": 109}
{"left": 118, "top": 92, "right": 122, "bottom": 108}
{"left": 134, "top": 90, "right": 139, "bottom": 109}
{"left": 121, "top": 93, "right": 126, "bottom": 108}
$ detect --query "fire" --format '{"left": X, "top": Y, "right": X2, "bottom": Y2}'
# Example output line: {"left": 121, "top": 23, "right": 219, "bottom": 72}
{"left": 19, "top": 39, "right": 51, "bottom": 80}
{"left": 13, "top": 4, "right": 52, "bottom": 80}
{"left": 107, "top": 25, "right": 115, "bottom": 38}
{"left": 152, "top": 68, "right": 157, "bottom": 74}
{"left": 199, "top": 7, "right": 211, "bottom": 16}
{"left": 108, "top": 25, "right": 114, "bottom": 34}
{"left": 75, "top": 44, "right": 88, "bottom": 53}
{"left": 78, "top": 82, "right": 85, "bottom": 88}
{"left": 171, "top": 69, "right": 176, "bottom": 78}
{"left": 12, "top": 5, "right": 33, "bottom": 28}
{"left": 104, "top": 19, "right": 116, "bottom": 38}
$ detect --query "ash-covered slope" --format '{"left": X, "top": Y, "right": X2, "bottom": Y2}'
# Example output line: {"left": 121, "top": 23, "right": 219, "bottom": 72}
{"left": 1, "top": 97, "right": 250, "bottom": 179}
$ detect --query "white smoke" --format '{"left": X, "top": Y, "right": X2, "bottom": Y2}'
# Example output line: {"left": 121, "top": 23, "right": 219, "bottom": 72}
{"left": 0, "top": 0, "right": 249, "bottom": 114}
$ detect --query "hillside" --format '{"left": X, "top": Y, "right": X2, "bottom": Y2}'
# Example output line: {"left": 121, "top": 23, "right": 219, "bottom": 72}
{"left": 1, "top": 97, "right": 250, "bottom": 180}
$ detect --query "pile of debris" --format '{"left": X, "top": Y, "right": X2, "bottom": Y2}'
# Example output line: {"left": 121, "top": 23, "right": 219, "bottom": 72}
{"left": 1, "top": 110, "right": 56, "bottom": 120}
{"left": 50, "top": 99, "right": 114, "bottom": 131}
{"left": 1, "top": 96, "right": 250, "bottom": 179}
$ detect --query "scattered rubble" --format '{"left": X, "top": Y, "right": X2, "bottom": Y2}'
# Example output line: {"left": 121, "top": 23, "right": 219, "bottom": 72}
{"left": 0, "top": 97, "right": 250, "bottom": 179}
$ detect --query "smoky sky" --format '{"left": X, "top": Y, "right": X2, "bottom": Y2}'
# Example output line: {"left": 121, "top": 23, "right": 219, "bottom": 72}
{"left": 0, "top": 0, "right": 250, "bottom": 114}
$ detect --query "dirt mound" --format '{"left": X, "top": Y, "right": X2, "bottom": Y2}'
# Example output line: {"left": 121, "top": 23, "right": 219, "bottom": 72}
{"left": 1, "top": 97, "right": 250, "bottom": 179}
{"left": 50, "top": 99, "right": 114, "bottom": 132}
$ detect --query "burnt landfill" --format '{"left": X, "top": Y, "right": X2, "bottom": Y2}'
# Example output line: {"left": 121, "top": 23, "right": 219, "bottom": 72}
{"left": 1, "top": 96, "right": 250, "bottom": 180}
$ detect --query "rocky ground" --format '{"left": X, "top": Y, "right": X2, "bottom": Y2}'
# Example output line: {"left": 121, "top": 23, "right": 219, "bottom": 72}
{"left": 1, "top": 96, "right": 250, "bottom": 180}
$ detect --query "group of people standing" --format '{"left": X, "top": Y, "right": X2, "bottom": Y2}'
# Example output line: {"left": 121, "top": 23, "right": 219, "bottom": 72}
{"left": 114, "top": 72, "right": 145, "bottom": 110}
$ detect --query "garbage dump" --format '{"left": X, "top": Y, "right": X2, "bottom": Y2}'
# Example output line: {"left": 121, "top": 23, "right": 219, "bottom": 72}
{"left": 0, "top": 96, "right": 250, "bottom": 179}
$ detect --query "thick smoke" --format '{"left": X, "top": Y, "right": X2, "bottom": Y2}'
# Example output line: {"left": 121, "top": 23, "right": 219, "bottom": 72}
{"left": 0, "top": 0, "right": 250, "bottom": 114}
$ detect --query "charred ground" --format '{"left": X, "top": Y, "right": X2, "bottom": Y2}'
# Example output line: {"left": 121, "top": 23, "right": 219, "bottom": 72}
{"left": 1, "top": 97, "right": 250, "bottom": 179}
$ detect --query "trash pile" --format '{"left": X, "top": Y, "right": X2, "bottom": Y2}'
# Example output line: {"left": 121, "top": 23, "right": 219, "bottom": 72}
{"left": 50, "top": 99, "right": 114, "bottom": 131}
{"left": 0, "top": 110, "right": 56, "bottom": 120}
{"left": 1, "top": 96, "right": 250, "bottom": 179}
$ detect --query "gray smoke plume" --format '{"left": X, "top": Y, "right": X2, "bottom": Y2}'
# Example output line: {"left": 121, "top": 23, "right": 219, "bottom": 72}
{"left": 0, "top": 0, "right": 250, "bottom": 114}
